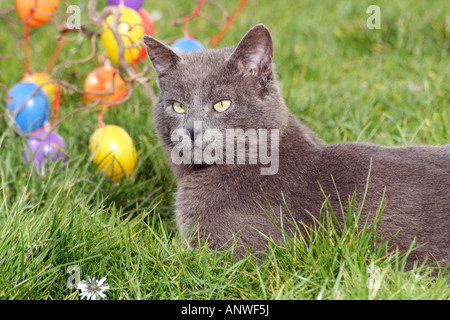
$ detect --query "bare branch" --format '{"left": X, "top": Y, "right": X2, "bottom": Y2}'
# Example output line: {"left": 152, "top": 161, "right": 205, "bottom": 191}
{"left": 1, "top": 0, "right": 160, "bottom": 137}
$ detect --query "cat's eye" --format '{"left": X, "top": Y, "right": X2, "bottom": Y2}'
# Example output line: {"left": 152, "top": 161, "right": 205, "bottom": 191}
{"left": 213, "top": 100, "right": 231, "bottom": 113}
{"left": 172, "top": 102, "right": 186, "bottom": 114}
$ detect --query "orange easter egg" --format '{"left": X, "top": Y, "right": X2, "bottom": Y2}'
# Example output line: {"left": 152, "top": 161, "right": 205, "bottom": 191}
{"left": 83, "top": 66, "right": 127, "bottom": 106}
{"left": 15, "top": 0, "right": 60, "bottom": 28}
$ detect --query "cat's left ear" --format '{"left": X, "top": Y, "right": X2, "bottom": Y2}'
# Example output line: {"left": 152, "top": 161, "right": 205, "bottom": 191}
{"left": 144, "top": 35, "right": 182, "bottom": 76}
{"left": 228, "top": 24, "right": 273, "bottom": 77}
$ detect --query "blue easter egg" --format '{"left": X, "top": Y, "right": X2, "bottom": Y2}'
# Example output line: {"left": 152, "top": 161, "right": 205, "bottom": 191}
{"left": 172, "top": 38, "right": 204, "bottom": 53}
{"left": 6, "top": 82, "right": 50, "bottom": 134}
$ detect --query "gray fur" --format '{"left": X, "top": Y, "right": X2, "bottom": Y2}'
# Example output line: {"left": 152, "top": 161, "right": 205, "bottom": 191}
{"left": 144, "top": 25, "right": 450, "bottom": 268}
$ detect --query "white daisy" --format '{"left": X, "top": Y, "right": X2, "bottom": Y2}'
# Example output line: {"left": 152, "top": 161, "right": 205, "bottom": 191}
{"left": 77, "top": 276, "right": 110, "bottom": 300}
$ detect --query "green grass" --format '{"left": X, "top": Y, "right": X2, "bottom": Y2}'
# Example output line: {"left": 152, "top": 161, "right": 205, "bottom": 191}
{"left": 0, "top": 0, "right": 449, "bottom": 300}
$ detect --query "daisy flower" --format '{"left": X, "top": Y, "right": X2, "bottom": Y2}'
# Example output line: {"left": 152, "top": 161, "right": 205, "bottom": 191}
{"left": 77, "top": 276, "right": 110, "bottom": 300}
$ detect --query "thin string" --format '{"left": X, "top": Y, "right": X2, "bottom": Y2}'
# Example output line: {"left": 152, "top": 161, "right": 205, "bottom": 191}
{"left": 183, "top": 16, "right": 192, "bottom": 39}
{"left": 50, "top": 84, "right": 61, "bottom": 125}
{"left": 97, "top": 87, "right": 130, "bottom": 128}
{"left": 24, "top": 24, "right": 30, "bottom": 75}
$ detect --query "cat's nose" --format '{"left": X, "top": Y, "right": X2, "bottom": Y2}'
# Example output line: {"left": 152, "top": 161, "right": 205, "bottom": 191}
{"left": 185, "top": 121, "right": 195, "bottom": 141}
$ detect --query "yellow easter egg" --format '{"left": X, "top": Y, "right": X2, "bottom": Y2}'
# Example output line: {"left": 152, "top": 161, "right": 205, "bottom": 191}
{"left": 22, "top": 71, "right": 58, "bottom": 105}
{"left": 101, "top": 7, "right": 145, "bottom": 65}
{"left": 89, "top": 125, "right": 137, "bottom": 181}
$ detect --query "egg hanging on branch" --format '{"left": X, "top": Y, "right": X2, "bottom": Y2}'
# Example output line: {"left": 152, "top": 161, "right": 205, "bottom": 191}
{"left": 22, "top": 71, "right": 58, "bottom": 106}
{"left": 101, "top": 7, "right": 145, "bottom": 65}
{"left": 6, "top": 82, "right": 50, "bottom": 134}
{"left": 83, "top": 65, "right": 128, "bottom": 107}
{"left": 15, "top": 0, "right": 60, "bottom": 28}
{"left": 137, "top": 8, "right": 155, "bottom": 61}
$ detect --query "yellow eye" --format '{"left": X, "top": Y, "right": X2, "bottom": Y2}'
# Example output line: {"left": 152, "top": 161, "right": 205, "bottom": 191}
{"left": 213, "top": 100, "right": 231, "bottom": 113}
{"left": 172, "top": 102, "right": 186, "bottom": 114}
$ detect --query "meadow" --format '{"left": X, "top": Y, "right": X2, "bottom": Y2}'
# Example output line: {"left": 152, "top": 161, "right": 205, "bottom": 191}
{"left": 0, "top": 0, "right": 449, "bottom": 300}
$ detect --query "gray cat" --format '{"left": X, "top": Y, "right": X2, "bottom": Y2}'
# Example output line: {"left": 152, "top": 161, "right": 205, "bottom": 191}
{"left": 143, "top": 25, "right": 450, "bottom": 269}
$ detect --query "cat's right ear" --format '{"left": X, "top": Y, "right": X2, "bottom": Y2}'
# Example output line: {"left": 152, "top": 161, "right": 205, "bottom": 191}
{"left": 228, "top": 24, "right": 273, "bottom": 77}
{"left": 143, "top": 35, "right": 182, "bottom": 76}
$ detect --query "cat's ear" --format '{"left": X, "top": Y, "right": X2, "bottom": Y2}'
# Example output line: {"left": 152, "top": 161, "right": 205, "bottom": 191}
{"left": 143, "top": 35, "right": 182, "bottom": 75}
{"left": 228, "top": 24, "right": 273, "bottom": 77}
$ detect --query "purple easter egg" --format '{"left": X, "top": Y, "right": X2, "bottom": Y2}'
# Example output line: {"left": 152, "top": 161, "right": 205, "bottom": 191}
{"left": 107, "top": 0, "right": 144, "bottom": 11}
{"left": 23, "top": 131, "right": 67, "bottom": 173}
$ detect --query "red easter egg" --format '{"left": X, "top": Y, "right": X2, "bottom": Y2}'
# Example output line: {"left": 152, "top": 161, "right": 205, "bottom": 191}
{"left": 138, "top": 8, "right": 154, "bottom": 61}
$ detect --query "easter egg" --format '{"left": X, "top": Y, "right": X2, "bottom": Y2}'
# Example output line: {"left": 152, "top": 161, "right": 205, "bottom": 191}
{"left": 89, "top": 125, "right": 137, "bottom": 181}
{"left": 15, "top": 0, "right": 60, "bottom": 28}
{"left": 23, "top": 131, "right": 67, "bottom": 174}
{"left": 6, "top": 82, "right": 50, "bottom": 134}
{"left": 172, "top": 38, "right": 204, "bottom": 53}
{"left": 138, "top": 8, "right": 154, "bottom": 61}
{"left": 83, "top": 66, "right": 127, "bottom": 106}
{"left": 107, "top": 0, "right": 144, "bottom": 11}
{"left": 101, "top": 7, "right": 145, "bottom": 64}
{"left": 22, "top": 71, "right": 58, "bottom": 105}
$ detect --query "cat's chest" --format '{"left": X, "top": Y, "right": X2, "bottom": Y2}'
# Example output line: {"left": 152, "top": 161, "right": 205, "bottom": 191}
{"left": 176, "top": 166, "right": 262, "bottom": 207}
{"left": 174, "top": 163, "right": 312, "bottom": 217}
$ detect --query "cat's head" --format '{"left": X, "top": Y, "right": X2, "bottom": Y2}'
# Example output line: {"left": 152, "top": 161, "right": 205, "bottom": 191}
{"left": 144, "top": 25, "right": 287, "bottom": 174}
